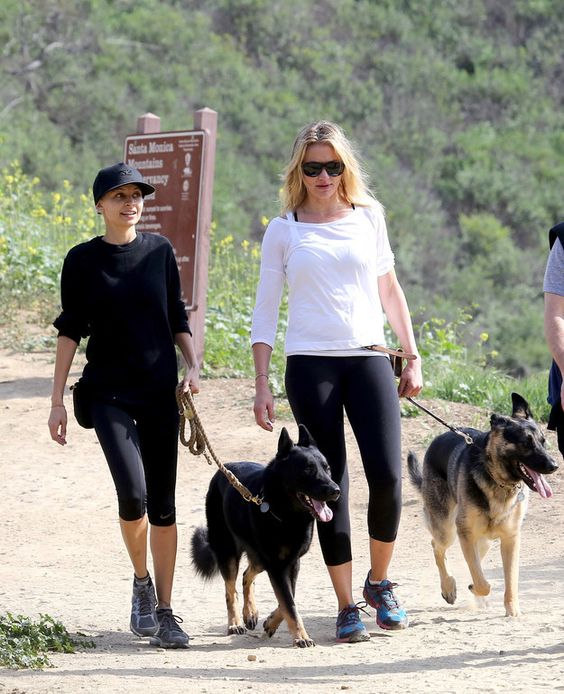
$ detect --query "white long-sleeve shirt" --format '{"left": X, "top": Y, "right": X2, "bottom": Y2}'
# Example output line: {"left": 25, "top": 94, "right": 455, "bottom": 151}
{"left": 251, "top": 204, "right": 395, "bottom": 355}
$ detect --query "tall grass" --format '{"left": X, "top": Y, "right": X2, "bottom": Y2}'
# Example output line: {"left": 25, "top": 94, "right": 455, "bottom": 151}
{"left": 0, "top": 162, "right": 552, "bottom": 420}
{"left": 203, "top": 228, "right": 288, "bottom": 394}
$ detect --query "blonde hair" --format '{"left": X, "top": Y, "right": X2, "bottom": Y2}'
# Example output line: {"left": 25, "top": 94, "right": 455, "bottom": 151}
{"left": 280, "top": 121, "right": 381, "bottom": 215}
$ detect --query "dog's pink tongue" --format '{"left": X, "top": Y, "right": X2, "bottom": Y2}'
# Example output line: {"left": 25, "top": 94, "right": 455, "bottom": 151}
{"left": 313, "top": 500, "right": 333, "bottom": 522}
{"left": 526, "top": 466, "right": 553, "bottom": 499}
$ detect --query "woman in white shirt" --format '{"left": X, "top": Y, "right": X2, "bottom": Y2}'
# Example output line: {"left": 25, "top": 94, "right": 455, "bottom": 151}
{"left": 251, "top": 121, "right": 422, "bottom": 643}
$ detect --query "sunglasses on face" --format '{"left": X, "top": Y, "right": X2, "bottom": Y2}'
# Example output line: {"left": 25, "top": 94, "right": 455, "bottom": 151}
{"left": 301, "top": 160, "right": 345, "bottom": 177}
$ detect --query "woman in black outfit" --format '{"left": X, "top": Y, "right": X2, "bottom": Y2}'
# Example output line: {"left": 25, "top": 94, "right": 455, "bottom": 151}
{"left": 48, "top": 163, "right": 199, "bottom": 648}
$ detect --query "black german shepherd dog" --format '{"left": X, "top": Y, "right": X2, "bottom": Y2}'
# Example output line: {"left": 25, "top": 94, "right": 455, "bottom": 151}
{"left": 191, "top": 424, "right": 339, "bottom": 647}
{"left": 408, "top": 392, "right": 558, "bottom": 617}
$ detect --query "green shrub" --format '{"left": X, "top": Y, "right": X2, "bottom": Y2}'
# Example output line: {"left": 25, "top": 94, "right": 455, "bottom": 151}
{"left": 0, "top": 612, "right": 95, "bottom": 670}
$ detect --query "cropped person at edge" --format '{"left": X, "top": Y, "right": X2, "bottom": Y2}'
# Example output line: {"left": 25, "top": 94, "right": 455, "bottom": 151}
{"left": 48, "top": 163, "right": 199, "bottom": 649}
{"left": 250, "top": 121, "right": 423, "bottom": 643}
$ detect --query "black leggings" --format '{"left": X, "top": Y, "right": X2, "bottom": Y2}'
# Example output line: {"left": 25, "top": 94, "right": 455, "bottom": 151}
{"left": 285, "top": 355, "right": 402, "bottom": 566}
{"left": 91, "top": 394, "right": 179, "bottom": 526}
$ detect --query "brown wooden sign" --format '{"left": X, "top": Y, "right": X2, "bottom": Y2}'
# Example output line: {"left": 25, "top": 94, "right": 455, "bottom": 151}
{"left": 124, "top": 130, "right": 206, "bottom": 310}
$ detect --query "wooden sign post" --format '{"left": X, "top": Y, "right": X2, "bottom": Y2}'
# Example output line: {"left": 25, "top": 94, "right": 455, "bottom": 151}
{"left": 124, "top": 108, "right": 217, "bottom": 366}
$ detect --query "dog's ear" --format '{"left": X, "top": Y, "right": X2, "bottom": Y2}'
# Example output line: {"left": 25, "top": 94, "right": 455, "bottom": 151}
{"left": 490, "top": 413, "right": 510, "bottom": 429}
{"left": 511, "top": 392, "right": 533, "bottom": 420}
{"left": 277, "top": 427, "right": 294, "bottom": 457}
{"left": 297, "top": 423, "right": 316, "bottom": 448}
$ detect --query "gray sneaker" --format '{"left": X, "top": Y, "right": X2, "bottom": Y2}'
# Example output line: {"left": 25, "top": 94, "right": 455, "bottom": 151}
{"left": 149, "top": 608, "right": 189, "bottom": 649}
{"left": 130, "top": 575, "right": 159, "bottom": 637}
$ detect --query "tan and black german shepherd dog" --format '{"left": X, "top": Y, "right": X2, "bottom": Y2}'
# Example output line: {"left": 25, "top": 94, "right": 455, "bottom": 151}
{"left": 408, "top": 393, "right": 558, "bottom": 617}
{"left": 191, "top": 424, "right": 340, "bottom": 647}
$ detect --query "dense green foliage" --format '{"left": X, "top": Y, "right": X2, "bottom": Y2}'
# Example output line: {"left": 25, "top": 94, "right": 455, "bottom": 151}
{"left": 0, "top": 612, "right": 95, "bottom": 669}
{"left": 1, "top": 0, "right": 562, "bottom": 375}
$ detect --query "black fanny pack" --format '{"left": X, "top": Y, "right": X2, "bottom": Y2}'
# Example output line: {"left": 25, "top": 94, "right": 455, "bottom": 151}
{"left": 70, "top": 379, "right": 94, "bottom": 429}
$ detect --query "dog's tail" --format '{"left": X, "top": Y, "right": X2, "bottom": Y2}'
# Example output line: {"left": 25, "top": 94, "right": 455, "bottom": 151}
{"left": 190, "top": 526, "right": 219, "bottom": 579}
{"left": 407, "top": 451, "right": 423, "bottom": 492}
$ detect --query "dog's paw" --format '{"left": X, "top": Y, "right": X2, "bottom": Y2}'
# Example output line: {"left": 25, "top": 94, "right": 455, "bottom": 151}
{"left": 294, "top": 637, "right": 315, "bottom": 648}
{"left": 468, "top": 581, "right": 490, "bottom": 597}
{"left": 504, "top": 604, "right": 521, "bottom": 618}
{"left": 244, "top": 612, "right": 259, "bottom": 631}
{"left": 228, "top": 625, "right": 247, "bottom": 635}
{"left": 263, "top": 617, "right": 277, "bottom": 638}
{"left": 441, "top": 577, "right": 457, "bottom": 604}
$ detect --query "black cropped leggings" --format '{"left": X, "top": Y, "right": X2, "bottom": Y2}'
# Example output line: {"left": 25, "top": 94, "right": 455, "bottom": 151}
{"left": 91, "top": 394, "right": 179, "bottom": 526}
{"left": 285, "top": 355, "right": 402, "bottom": 566}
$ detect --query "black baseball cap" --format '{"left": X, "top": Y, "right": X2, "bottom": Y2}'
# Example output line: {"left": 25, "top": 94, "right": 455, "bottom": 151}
{"left": 92, "top": 162, "right": 155, "bottom": 204}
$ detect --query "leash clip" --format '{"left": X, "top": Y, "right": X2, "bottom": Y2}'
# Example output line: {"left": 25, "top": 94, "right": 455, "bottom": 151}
{"left": 458, "top": 430, "right": 474, "bottom": 445}
{"left": 407, "top": 397, "right": 474, "bottom": 446}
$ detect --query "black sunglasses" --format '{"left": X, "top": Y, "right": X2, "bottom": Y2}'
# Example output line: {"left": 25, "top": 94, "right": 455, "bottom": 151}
{"left": 301, "top": 160, "right": 345, "bottom": 177}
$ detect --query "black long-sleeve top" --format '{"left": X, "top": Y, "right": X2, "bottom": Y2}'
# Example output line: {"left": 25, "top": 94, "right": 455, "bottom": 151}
{"left": 54, "top": 232, "right": 191, "bottom": 400}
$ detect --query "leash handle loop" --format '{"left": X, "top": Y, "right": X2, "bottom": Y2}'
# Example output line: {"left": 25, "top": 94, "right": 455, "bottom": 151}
{"left": 363, "top": 345, "right": 417, "bottom": 360}
{"left": 364, "top": 345, "right": 417, "bottom": 378}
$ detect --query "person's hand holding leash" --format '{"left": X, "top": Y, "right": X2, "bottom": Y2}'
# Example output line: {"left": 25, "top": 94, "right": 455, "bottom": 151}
{"left": 176, "top": 331, "right": 200, "bottom": 395}
{"left": 398, "top": 358, "right": 423, "bottom": 398}
{"left": 181, "top": 363, "right": 200, "bottom": 395}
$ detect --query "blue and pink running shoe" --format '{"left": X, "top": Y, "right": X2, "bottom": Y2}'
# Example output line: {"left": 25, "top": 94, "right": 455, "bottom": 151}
{"left": 363, "top": 574, "right": 408, "bottom": 630}
{"left": 335, "top": 603, "right": 370, "bottom": 643}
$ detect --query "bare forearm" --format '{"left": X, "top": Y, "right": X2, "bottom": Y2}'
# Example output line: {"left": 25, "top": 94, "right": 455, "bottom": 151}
{"left": 175, "top": 331, "right": 198, "bottom": 369}
{"left": 379, "top": 274, "right": 419, "bottom": 355}
{"left": 175, "top": 331, "right": 200, "bottom": 393}
{"left": 545, "top": 293, "right": 564, "bottom": 373}
{"left": 252, "top": 342, "right": 273, "bottom": 380}
{"left": 252, "top": 342, "right": 275, "bottom": 430}
{"left": 51, "top": 336, "right": 78, "bottom": 406}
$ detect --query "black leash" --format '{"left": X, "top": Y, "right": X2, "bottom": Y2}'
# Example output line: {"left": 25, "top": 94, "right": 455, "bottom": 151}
{"left": 406, "top": 397, "right": 474, "bottom": 445}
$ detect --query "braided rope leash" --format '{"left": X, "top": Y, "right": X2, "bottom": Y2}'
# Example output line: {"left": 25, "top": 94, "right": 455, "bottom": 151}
{"left": 175, "top": 385, "right": 264, "bottom": 506}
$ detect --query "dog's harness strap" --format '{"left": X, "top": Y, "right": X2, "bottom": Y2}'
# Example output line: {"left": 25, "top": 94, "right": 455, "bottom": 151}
{"left": 406, "top": 397, "right": 474, "bottom": 445}
{"left": 176, "top": 386, "right": 264, "bottom": 506}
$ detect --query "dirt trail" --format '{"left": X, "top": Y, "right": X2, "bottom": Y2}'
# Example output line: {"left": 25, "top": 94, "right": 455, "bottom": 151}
{"left": 0, "top": 349, "right": 563, "bottom": 693}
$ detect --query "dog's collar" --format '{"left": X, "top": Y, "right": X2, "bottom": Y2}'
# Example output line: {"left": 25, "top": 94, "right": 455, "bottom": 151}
{"left": 495, "top": 478, "right": 523, "bottom": 494}
{"left": 485, "top": 451, "right": 524, "bottom": 493}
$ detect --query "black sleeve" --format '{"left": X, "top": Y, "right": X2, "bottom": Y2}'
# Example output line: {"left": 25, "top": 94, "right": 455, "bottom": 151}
{"left": 166, "top": 243, "right": 191, "bottom": 335}
{"left": 549, "top": 221, "right": 564, "bottom": 249}
{"left": 53, "top": 249, "right": 91, "bottom": 344}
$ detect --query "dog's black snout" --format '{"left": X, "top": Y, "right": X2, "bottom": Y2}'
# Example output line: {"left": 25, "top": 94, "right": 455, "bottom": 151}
{"left": 327, "top": 483, "right": 340, "bottom": 502}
